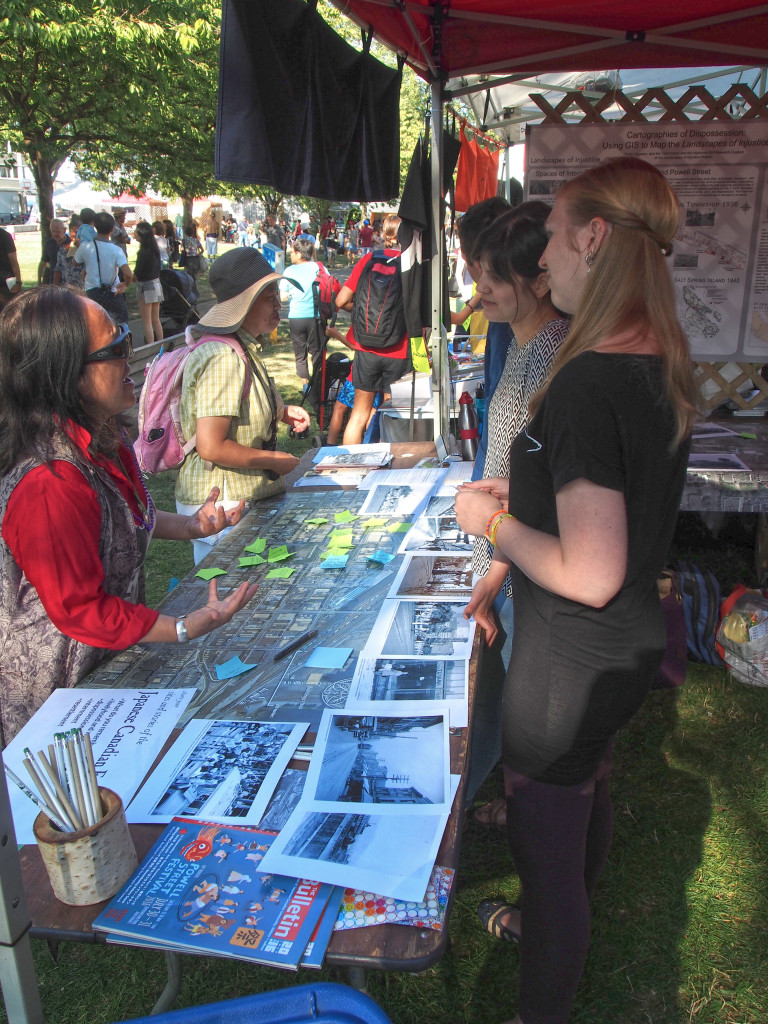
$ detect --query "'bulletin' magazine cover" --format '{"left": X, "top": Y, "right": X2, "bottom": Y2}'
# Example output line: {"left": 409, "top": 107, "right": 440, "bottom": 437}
{"left": 93, "top": 817, "right": 334, "bottom": 969}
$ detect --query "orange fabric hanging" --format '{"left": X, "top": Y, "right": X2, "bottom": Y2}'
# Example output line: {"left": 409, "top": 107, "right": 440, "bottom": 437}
{"left": 454, "top": 126, "right": 481, "bottom": 212}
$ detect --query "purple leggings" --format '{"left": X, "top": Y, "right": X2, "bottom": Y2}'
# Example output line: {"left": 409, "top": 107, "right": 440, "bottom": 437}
{"left": 503, "top": 741, "right": 615, "bottom": 1024}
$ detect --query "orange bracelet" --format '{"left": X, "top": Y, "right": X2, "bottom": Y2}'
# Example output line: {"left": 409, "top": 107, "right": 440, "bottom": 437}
{"left": 488, "top": 512, "right": 515, "bottom": 547}
{"left": 484, "top": 509, "right": 508, "bottom": 542}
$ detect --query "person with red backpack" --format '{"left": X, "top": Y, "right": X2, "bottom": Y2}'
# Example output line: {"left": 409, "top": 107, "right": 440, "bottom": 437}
{"left": 333, "top": 213, "right": 411, "bottom": 444}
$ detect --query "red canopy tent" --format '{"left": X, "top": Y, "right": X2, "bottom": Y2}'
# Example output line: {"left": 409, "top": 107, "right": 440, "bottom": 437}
{"left": 332, "top": 1, "right": 768, "bottom": 79}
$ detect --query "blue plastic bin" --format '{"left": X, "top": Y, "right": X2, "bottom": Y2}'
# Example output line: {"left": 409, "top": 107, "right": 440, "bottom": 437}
{"left": 111, "top": 982, "right": 393, "bottom": 1024}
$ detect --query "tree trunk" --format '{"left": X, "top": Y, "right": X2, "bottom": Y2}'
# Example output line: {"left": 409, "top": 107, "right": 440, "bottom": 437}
{"left": 181, "top": 195, "right": 194, "bottom": 227}
{"left": 29, "top": 153, "right": 56, "bottom": 255}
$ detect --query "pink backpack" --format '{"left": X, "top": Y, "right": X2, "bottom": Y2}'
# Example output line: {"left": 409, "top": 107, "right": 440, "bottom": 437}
{"left": 133, "top": 327, "right": 251, "bottom": 474}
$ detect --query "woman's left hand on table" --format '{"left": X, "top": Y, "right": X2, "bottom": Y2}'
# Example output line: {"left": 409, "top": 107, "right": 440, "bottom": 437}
{"left": 188, "top": 487, "right": 246, "bottom": 538}
{"left": 455, "top": 485, "right": 503, "bottom": 537}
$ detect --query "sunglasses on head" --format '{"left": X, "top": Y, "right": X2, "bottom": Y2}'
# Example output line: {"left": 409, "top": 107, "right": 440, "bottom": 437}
{"left": 83, "top": 323, "right": 133, "bottom": 363}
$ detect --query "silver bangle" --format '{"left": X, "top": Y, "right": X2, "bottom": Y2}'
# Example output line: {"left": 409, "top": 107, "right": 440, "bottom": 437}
{"left": 175, "top": 617, "right": 190, "bottom": 644}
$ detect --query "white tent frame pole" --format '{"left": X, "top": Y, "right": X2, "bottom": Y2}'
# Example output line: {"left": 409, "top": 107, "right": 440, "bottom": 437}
{"left": 0, "top": 767, "right": 44, "bottom": 1024}
{"left": 430, "top": 78, "right": 447, "bottom": 445}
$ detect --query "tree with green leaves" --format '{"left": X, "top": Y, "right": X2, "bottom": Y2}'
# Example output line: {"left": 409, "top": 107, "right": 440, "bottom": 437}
{"left": 0, "top": 0, "right": 218, "bottom": 249}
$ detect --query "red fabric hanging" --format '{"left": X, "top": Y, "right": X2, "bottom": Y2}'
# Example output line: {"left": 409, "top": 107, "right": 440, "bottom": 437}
{"left": 454, "top": 126, "right": 481, "bottom": 213}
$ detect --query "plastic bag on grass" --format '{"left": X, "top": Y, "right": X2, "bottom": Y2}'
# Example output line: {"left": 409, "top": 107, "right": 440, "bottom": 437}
{"left": 716, "top": 586, "right": 768, "bottom": 687}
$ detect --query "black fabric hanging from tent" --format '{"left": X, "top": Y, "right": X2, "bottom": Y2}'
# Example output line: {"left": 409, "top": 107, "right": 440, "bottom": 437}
{"left": 398, "top": 131, "right": 461, "bottom": 336}
{"left": 216, "top": 0, "right": 402, "bottom": 201}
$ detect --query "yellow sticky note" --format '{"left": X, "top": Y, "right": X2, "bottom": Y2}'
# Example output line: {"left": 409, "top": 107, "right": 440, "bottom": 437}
{"left": 362, "top": 518, "right": 388, "bottom": 529}
{"left": 335, "top": 510, "right": 358, "bottom": 523}
{"left": 329, "top": 529, "right": 354, "bottom": 544}
{"left": 386, "top": 522, "right": 412, "bottom": 533}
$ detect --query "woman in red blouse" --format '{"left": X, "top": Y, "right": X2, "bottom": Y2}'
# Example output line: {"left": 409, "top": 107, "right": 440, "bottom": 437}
{"left": 0, "top": 287, "right": 257, "bottom": 745}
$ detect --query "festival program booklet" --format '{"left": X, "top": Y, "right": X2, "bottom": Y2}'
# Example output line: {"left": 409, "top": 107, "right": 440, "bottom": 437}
{"left": 93, "top": 818, "right": 335, "bottom": 970}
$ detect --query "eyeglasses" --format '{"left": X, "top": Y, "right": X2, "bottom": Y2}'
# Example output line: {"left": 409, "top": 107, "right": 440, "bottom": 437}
{"left": 83, "top": 323, "right": 133, "bottom": 364}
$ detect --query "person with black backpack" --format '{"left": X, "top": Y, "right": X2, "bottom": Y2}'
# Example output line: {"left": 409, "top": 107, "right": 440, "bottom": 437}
{"left": 333, "top": 213, "right": 411, "bottom": 444}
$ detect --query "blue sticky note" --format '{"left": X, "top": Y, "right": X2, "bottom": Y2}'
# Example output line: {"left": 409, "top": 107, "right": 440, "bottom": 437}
{"left": 215, "top": 655, "right": 257, "bottom": 680}
{"left": 369, "top": 549, "right": 395, "bottom": 565}
{"left": 321, "top": 554, "right": 348, "bottom": 569}
{"left": 305, "top": 647, "right": 353, "bottom": 669}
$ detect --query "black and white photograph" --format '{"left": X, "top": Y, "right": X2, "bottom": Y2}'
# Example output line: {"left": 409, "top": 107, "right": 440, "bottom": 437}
{"left": 691, "top": 422, "right": 738, "bottom": 438}
{"left": 363, "top": 599, "right": 476, "bottom": 659}
{"left": 259, "top": 806, "right": 451, "bottom": 901}
{"left": 128, "top": 718, "right": 308, "bottom": 825}
{"left": 388, "top": 553, "right": 474, "bottom": 602}
{"left": 307, "top": 712, "right": 450, "bottom": 808}
{"left": 398, "top": 515, "right": 474, "bottom": 555}
{"left": 358, "top": 482, "right": 433, "bottom": 517}
{"left": 687, "top": 451, "right": 751, "bottom": 473}
{"left": 346, "top": 658, "right": 468, "bottom": 727}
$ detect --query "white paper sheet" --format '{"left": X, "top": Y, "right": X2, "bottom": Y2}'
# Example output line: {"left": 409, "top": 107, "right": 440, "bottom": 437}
{"left": 127, "top": 718, "right": 308, "bottom": 826}
{"left": 303, "top": 710, "right": 451, "bottom": 811}
{"left": 3, "top": 688, "right": 195, "bottom": 844}
{"left": 260, "top": 776, "right": 460, "bottom": 903}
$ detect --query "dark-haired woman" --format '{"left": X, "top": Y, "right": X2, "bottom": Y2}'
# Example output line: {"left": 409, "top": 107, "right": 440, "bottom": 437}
{"left": 0, "top": 287, "right": 257, "bottom": 746}
{"left": 460, "top": 202, "right": 569, "bottom": 814}
{"left": 455, "top": 158, "right": 697, "bottom": 1024}
{"left": 163, "top": 220, "right": 179, "bottom": 267}
{"left": 134, "top": 221, "right": 163, "bottom": 345}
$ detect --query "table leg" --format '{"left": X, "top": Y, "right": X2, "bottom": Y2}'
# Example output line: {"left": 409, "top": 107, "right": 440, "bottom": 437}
{"left": 149, "top": 950, "right": 182, "bottom": 1016}
{"left": 347, "top": 966, "right": 368, "bottom": 993}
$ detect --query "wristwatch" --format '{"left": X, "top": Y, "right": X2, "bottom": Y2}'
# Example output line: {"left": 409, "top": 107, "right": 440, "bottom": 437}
{"left": 175, "top": 617, "right": 190, "bottom": 644}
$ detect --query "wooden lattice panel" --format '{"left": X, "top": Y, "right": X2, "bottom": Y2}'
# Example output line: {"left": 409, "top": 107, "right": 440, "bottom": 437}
{"left": 695, "top": 363, "right": 768, "bottom": 412}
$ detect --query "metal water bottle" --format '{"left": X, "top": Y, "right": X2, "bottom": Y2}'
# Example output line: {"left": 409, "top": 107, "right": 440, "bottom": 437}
{"left": 458, "top": 390, "right": 479, "bottom": 461}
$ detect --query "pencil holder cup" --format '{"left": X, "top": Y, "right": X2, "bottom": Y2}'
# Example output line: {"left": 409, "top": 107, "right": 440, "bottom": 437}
{"left": 33, "top": 788, "right": 138, "bottom": 906}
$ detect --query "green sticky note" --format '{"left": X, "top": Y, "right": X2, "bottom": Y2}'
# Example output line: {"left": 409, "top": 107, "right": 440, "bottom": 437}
{"left": 739, "top": 432, "right": 757, "bottom": 439}
{"left": 305, "top": 517, "right": 329, "bottom": 526}
{"left": 266, "top": 567, "right": 296, "bottom": 579}
{"left": 326, "top": 538, "right": 354, "bottom": 550}
{"left": 386, "top": 522, "right": 412, "bottom": 533}
{"left": 195, "top": 566, "right": 227, "bottom": 580}
{"left": 362, "top": 518, "right": 388, "bottom": 529}
{"left": 268, "top": 546, "right": 295, "bottom": 563}
{"left": 335, "top": 510, "right": 358, "bottom": 523}
{"left": 239, "top": 554, "right": 266, "bottom": 567}
{"left": 244, "top": 538, "right": 267, "bottom": 553}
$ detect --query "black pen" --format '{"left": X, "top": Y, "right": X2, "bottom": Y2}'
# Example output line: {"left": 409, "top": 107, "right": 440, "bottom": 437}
{"left": 273, "top": 628, "right": 318, "bottom": 662}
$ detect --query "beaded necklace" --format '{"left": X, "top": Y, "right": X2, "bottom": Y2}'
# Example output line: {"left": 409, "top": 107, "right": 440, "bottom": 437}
{"left": 115, "top": 442, "right": 156, "bottom": 533}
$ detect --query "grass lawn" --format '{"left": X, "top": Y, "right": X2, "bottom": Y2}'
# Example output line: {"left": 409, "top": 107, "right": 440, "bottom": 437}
{"left": 5, "top": 238, "right": 768, "bottom": 1023}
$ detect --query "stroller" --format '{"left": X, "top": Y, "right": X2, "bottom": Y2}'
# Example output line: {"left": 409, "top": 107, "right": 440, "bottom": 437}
{"left": 159, "top": 268, "right": 200, "bottom": 334}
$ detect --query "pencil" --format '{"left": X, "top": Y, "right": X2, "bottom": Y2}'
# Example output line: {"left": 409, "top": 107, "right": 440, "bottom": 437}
{"left": 22, "top": 753, "right": 72, "bottom": 831}
{"left": 72, "top": 730, "right": 95, "bottom": 826}
{"left": 273, "top": 628, "right": 319, "bottom": 662}
{"left": 66, "top": 734, "right": 88, "bottom": 829}
{"left": 82, "top": 731, "right": 103, "bottom": 820}
{"left": 37, "top": 749, "right": 80, "bottom": 832}
{"left": 5, "top": 766, "right": 69, "bottom": 832}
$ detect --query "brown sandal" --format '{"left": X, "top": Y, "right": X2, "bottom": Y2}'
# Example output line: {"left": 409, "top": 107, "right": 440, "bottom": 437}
{"left": 472, "top": 796, "right": 507, "bottom": 828}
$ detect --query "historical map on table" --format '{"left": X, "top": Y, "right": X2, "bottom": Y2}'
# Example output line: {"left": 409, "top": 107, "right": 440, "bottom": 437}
{"left": 84, "top": 490, "right": 421, "bottom": 732}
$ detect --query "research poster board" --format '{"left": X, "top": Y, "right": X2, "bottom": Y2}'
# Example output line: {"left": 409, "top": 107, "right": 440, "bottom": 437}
{"left": 525, "top": 121, "right": 768, "bottom": 361}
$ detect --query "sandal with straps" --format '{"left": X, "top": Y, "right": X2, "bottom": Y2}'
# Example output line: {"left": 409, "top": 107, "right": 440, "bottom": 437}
{"left": 472, "top": 796, "right": 507, "bottom": 828}
{"left": 478, "top": 899, "right": 520, "bottom": 945}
